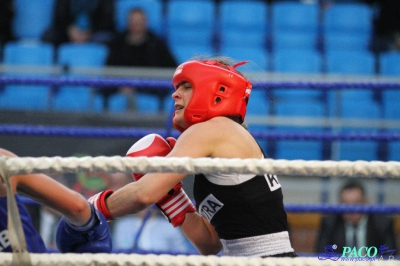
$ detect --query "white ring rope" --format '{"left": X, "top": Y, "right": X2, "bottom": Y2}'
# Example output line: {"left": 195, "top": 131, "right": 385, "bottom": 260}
{"left": 2, "top": 156, "right": 400, "bottom": 266}
{"left": 0, "top": 252, "right": 399, "bottom": 266}
{"left": 2, "top": 156, "right": 400, "bottom": 178}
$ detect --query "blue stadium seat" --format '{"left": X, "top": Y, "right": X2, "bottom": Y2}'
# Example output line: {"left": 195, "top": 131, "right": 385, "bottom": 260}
{"left": 136, "top": 94, "right": 161, "bottom": 114}
{"left": 325, "top": 50, "right": 375, "bottom": 75}
{"left": 57, "top": 43, "right": 109, "bottom": 68}
{"left": 333, "top": 99, "right": 380, "bottom": 161}
{"left": 275, "top": 138, "right": 325, "bottom": 160}
{"left": 380, "top": 52, "right": 400, "bottom": 121}
{"left": 324, "top": 32, "right": 371, "bottom": 52}
{"left": 12, "top": 0, "right": 55, "bottom": 40}
{"left": 274, "top": 100, "right": 325, "bottom": 118}
{"left": 323, "top": 3, "right": 373, "bottom": 52}
{"left": 335, "top": 115, "right": 380, "bottom": 161}
{"left": 324, "top": 3, "right": 372, "bottom": 35}
{"left": 246, "top": 89, "right": 271, "bottom": 154}
{"left": 272, "top": 48, "right": 322, "bottom": 99}
{"left": 114, "top": 0, "right": 164, "bottom": 37}
{"left": 337, "top": 139, "right": 379, "bottom": 161}
{"left": 325, "top": 50, "right": 377, "bottom": 117}
{"left": 2, "top": 41, "right": 54, "bottom": 65}
{"left": 382, "top": 90, "right": 400, "bottom": 120}
{"left": 380, "top": 68, "right": 399, "bottom": 164}
{"left": 0, "top": 42, "right": 55, "bottom": 110}
{"left": 218, "top": 1, "right": 268, "bottom": 49}
{"left": 219, "top": 46, "right": 269, "bottom": 71}
{"left": 170, "top": 44, "right": 215, "bottom": 64}
{"left": 342, "top": 98, "right": 380, "bottom": 119}
{"left": 380, "top": 52, "right": 400, "bottom": 76}
{"left": 273, "top": 48, "right": 322, "bottom": 73}
{"left": 103, "top": 85, "right": 174, "bottom": 114}
{"left": 273, "top": 31, "right": 319, "bottom": 51}
{"left": 166, "top": 0, "right": 216, "bottom": 48}
{"left": 54, "top": 43, "right": 108, "bottom": 112}
{"left": 247, "top": 89, "right": 269, "bottom": 116}
{"left": 388, "top": 141, "right": 400, "bottom": 161}
{"left": 53, "top": 86, "right": 104, "bottom": 112}
{"left": 272, "top": 101, "right": 326, "bottom": 160}
{"left": 108, "top": 94, "right": 128, "bottom": 113}
{"left": 271, "top": 2, "right": 319, "bottom": 50}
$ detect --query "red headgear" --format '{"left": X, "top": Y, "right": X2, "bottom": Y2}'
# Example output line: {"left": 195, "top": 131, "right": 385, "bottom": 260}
{"left": 172, "top": 60, "right": 252, "bottom": 132}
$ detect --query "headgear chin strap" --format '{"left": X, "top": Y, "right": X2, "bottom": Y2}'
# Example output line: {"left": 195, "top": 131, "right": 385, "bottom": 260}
{"left": 172, "top": 60, "right": 252, "bottom": 132}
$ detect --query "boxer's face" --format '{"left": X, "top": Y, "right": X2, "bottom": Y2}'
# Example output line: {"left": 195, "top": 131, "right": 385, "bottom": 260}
{"left": 172, "top": 82, "right": 193, "bottom": 130}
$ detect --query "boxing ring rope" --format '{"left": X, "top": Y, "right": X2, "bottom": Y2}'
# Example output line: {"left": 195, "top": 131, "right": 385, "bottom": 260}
{"left": 1, "top": 74, "right": 400, "bottom": 265}
{"left": 1, "top": 73, "right": 400, "bottom": 88}
{"left": 1, "top": 156, "right": 400, "bottom": 266}
{"left": 2, "top": 123, "right": 400, "bottom": 141}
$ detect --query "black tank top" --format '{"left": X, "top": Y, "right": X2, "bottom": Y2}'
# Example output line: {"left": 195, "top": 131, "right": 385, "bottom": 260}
{"left": 193, "top": 171, "right": 289, "bottom": 240}
{"left": 193, "top": 143, "right": 290, "bottom": 240}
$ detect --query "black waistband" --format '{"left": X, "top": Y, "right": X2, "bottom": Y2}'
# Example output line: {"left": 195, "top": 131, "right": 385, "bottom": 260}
{"left": 262, "top": 251, "right": 297, "bottom": 258}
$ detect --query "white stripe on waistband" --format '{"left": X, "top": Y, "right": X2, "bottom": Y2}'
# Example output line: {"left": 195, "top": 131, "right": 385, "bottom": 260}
{"left": 220, "top": 231, "right": 294, "bottom": 257}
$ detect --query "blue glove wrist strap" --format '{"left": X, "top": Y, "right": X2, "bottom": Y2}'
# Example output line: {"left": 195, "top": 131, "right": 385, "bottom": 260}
{"left": 66, "top": 203, "right": 98, "bottom": 231}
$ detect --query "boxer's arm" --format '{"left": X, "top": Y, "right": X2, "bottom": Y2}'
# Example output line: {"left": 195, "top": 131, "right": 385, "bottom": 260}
{"left": 104, "top": 123, "right": 222, "bottom": 216}
{"left": 0, "top": 148, "right": 91, "bottom": 226}
{"left": 181, "top": 212, "right": 222, "bottom": 255}
{"left": 0, "top": 147, "right": 112, "bottom": 253}
{"left": 125, "top": 134, "right": 195, "bottom": 227}
{"left": 15, "top": 173, "right": 92, "bottom": 226}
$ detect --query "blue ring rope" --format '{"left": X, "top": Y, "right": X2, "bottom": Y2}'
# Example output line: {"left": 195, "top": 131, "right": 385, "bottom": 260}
{"left": 1, "top": 75, "right": 400, "bottom": 89}
{"left": 18, "top": 196, "right": 400, "bottom": 214}
{"left": 1, "top": 124, "right": 399, "bottom": 141}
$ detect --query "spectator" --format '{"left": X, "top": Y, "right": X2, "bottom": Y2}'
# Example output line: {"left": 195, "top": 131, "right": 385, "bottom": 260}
{"left": 356, "top": 0, "right": 400, "bottom": 53}
{"left": 0, "top": 0, "right": 15, "bottom": 48}
{"left": 42, "top": 0, "right": 116, "bottom": 46}
{"left": 315, "top": 179, "right": 397, "bottom": 255}
{"left": 112, "top": 208, "right": 195, "bottom": 254}
{"left": 101, "top": 8, "right": 177, "bottom": 112}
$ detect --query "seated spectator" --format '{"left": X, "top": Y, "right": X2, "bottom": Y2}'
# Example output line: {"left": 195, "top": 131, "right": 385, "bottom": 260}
{"left": 364, "top": 0, "right": 400, "bottom": 53}
{"left": 0, "top": 0, "right": 15, "bottom": 48}
{"left": 112, "top": 208, "right": 196, "bottom": 254}
{"left": 315, "top": 179, "right": 397, "bottom": 256}
{"left": 101, "top": 8, "right": 177, "bottom": 112}
{"left": 42, "top": 0, "right": 116, "bottom": 46}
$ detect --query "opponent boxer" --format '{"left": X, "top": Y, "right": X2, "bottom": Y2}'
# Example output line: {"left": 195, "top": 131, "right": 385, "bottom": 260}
{"left": 89, "top": 57, "right": 296, "bottom": 257}
{"left": 0, "top": 148, "right": 111, "bottom": 253}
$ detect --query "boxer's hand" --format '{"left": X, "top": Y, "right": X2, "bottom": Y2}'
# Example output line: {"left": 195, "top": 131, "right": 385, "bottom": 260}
{"left": 87, "top": 190, "right": 114, "bottom": 221}
{"left": 126, "top": 133, "right": 193, "bottom": 227}
{"left": 56, "top": 203, "right": 112, "bottom": 253}
{"left": 126, "top": 134, "right": 176, "bottom": 180}
{"left": 156, "top": 182, "right": 196, "bottom": 227}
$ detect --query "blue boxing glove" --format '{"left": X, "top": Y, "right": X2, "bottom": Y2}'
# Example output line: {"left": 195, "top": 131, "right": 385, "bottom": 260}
{"left": 56, "top": 203, "right": 112, "bottom": 253}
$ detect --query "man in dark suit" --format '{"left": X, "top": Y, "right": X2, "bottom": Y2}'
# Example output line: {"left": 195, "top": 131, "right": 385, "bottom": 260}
{"left": 315, "top": 180, "right": 397, "bottom": 256}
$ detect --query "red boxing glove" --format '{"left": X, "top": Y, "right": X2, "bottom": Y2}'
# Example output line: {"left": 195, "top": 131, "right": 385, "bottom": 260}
{"left": 87, "top": 190, "right": 114, "bottom": 221}
{"left": 165, "top": 137, "right": 176, "bottom": 149}
{"left": 126, "top": 134, "right": 176, "bottom": 180}
{"left": 156, "top": 182, "right": 196, "bottom": 227}
{"left": 126, "top": 133, "right": 194, "bottom": 227}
